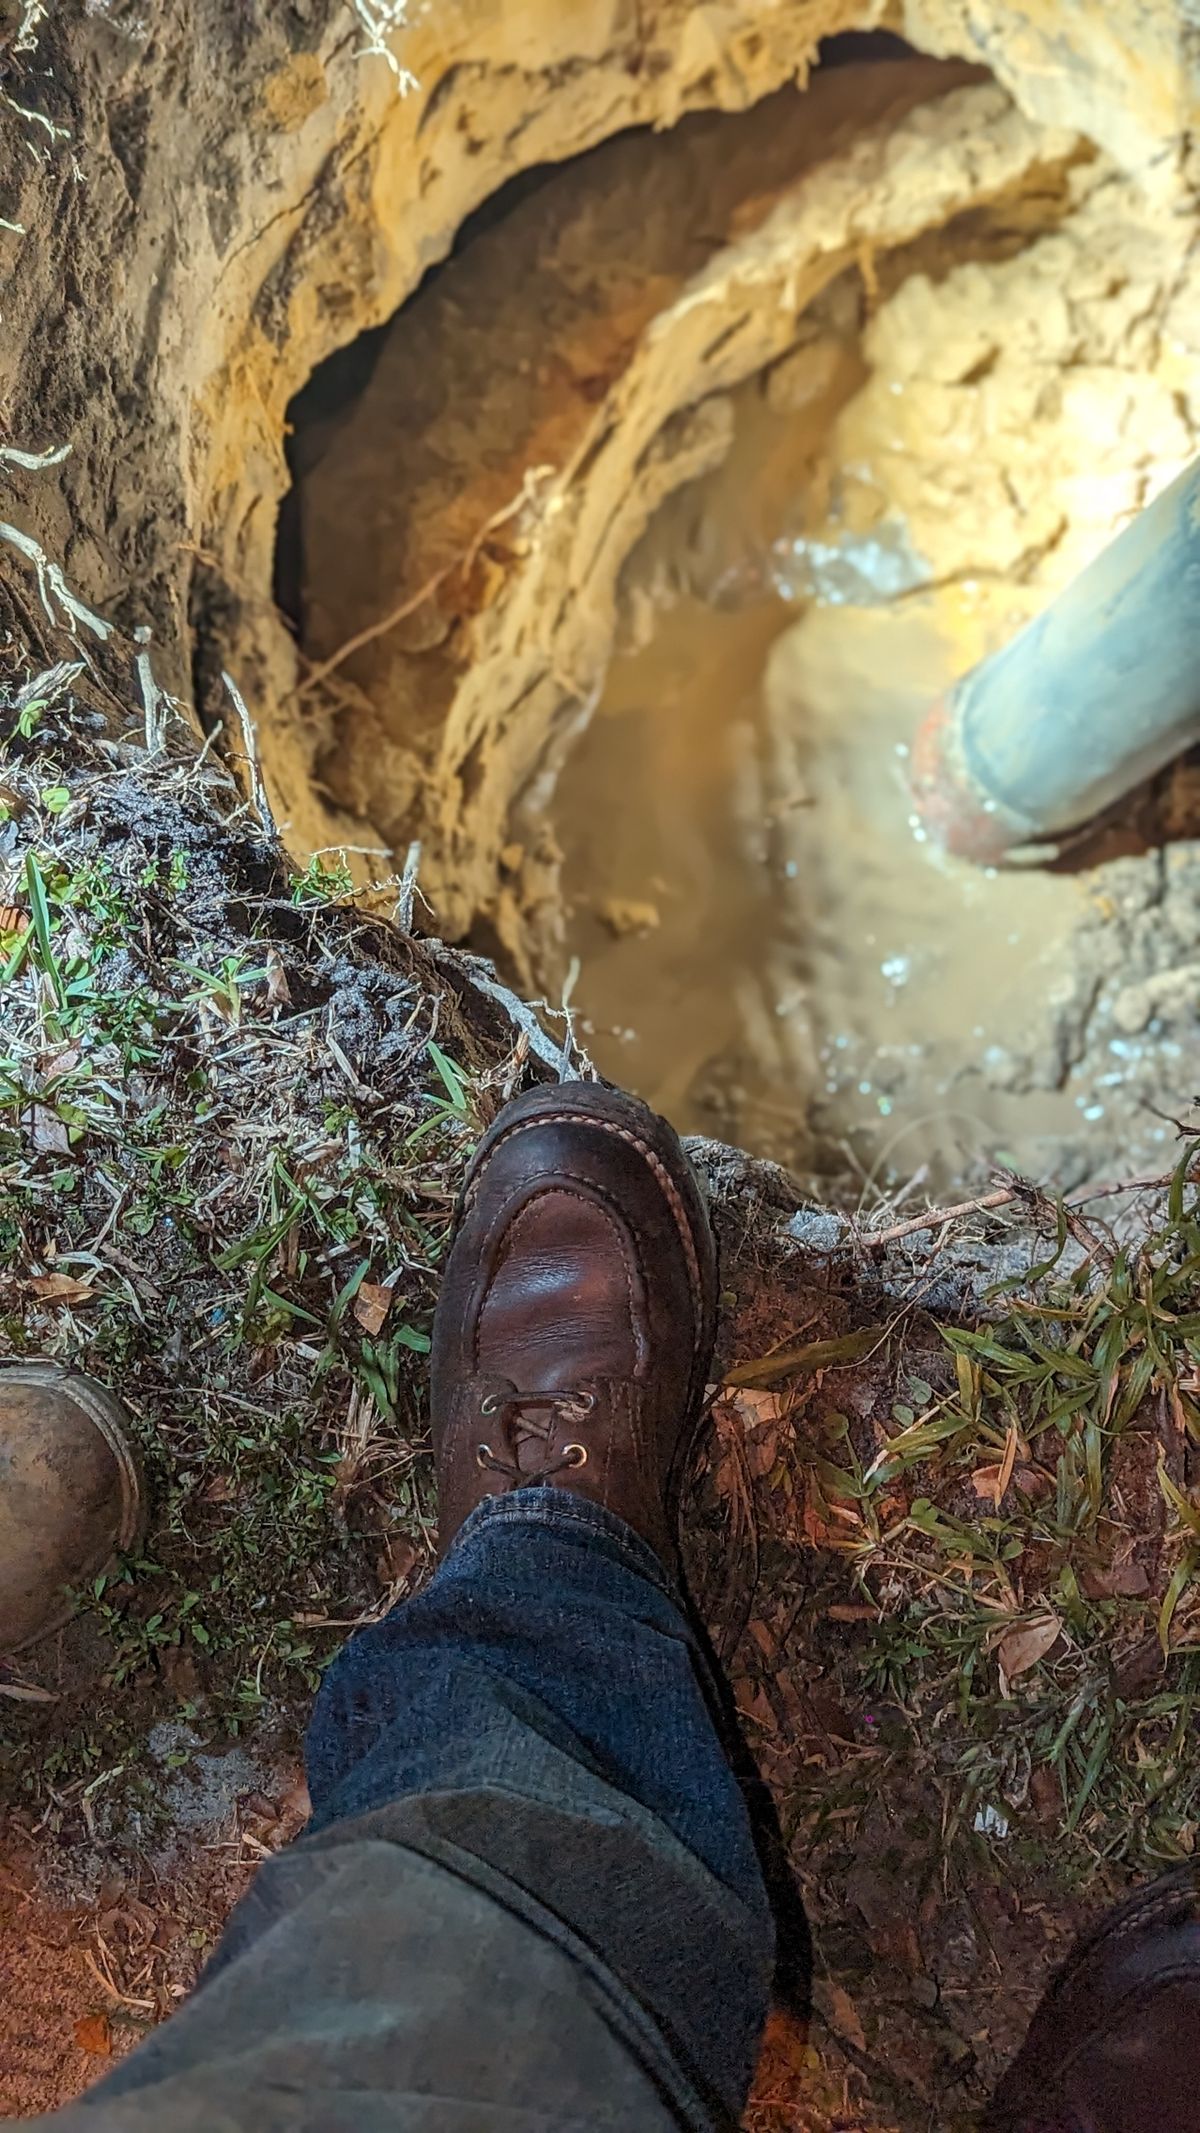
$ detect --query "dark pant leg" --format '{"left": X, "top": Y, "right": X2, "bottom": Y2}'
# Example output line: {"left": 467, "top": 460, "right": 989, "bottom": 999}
{"left": 39, "top": 1494, "right": 774, "bottom": 2133}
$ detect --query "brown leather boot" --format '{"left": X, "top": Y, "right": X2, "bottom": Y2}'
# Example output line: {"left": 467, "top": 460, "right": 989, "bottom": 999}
{"left": 984, "top": 1863, "right": 1200, "bottom": 2132}
{"left": 0, "top": 1361, "right": 144, "bottom": 1651}
{"left": 430, "top": 1080, "right": 718, "bottom": 1564}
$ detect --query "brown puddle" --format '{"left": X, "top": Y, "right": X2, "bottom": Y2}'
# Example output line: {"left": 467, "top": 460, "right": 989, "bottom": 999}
{"left": 559, "top": 588, "right": 1096, "bottom": 1194}
{"left": 554, "top": 377, "right": 1181, "bottom": 1199}
{"left": 274, "top": 52, "right": 1200, "bottom": 1206}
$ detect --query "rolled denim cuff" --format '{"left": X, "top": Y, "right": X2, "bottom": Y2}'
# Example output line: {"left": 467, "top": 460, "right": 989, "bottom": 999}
{"left": 442, "top": 1485, "right": 684, "bottom": 1610}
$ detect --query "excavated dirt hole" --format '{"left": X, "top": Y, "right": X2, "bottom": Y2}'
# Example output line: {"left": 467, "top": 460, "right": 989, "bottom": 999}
{"left": 277, "top": 46, "right": 1200, "bottom": 1204}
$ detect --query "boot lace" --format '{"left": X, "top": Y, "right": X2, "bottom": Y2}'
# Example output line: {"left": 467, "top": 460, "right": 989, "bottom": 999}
{"left": 475, "top": 1388, "right": 597, "bottom": 1486}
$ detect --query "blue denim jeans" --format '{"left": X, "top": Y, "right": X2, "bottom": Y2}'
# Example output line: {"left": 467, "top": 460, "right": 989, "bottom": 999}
{"left": 38, "top": 1492, "right": 778, "bottom": 2133}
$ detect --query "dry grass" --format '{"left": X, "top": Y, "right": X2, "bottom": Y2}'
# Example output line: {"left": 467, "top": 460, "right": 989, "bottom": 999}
{"left": 0, "top": 659, "right": 513, "bottom": 1843}
{"left": 695, "top": 1158, "right": 1200, "bottom": 2125}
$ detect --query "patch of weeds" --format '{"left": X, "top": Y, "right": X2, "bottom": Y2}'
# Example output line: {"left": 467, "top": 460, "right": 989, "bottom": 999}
{"left": 783, "top": 1147, "right": 1200, "bottom": 1876}
{"left": 0, "top": 729, "right": 497, "bottom": 1842}
{"left": 291, "top": 851, "right": 354, "bottom": 904}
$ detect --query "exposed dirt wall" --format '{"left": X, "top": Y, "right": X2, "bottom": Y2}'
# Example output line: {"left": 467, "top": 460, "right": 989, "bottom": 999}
{"left": 299, "top": 67, "right": 1084, "bottom": 947}
{"left": 1, "top": 2, "right": 1196, "bottom": 902}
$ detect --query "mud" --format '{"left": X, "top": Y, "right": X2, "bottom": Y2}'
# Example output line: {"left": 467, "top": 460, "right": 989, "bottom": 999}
{"left": 558, "top": 588, "right": 1099, "bottom": 1193}
{"left": 550, "top": 142, "right": 1200, "bottom": 1197}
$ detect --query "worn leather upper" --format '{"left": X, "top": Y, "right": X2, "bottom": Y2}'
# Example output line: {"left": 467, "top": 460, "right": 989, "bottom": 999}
{"left": 985, "top": 1863, "right": 1200, "bottom": 2133}
{"left": 431, "top": 1081, "right": 717, "bottom": 1561}
{"left": 0, "top": 1362, "right": 143, "bottom": 1651}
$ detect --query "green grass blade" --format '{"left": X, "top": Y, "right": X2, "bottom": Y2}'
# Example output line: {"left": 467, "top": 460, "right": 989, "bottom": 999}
{"left": 24, "top": 852, "right": 66, "bottom": 1008}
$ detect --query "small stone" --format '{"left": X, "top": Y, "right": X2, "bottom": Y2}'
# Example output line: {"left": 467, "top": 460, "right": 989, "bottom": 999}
{"left": 597, "top": 897, "right": 660, "bottom": 938}
{"left": 786, "top": 1208, "right": 845, "bottom": 1252}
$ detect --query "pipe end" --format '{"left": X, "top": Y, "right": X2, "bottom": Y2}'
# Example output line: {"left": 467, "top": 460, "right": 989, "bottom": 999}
{"left": 911, "top": 690, "right": 1028, "bottom": 865}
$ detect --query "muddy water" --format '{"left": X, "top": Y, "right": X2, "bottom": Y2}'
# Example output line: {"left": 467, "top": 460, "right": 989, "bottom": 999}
{"left": 551, "top": 137, "right": 1200, "bottom": 1201}
{"left": 761, "top": 601, "right": 1092, "bottom": 1189}
{"left": 558, "top": 600, "right": 787, "bottom": 1133}
{"left": 559, "top": 579, "right": 1099, "bottom": 1194}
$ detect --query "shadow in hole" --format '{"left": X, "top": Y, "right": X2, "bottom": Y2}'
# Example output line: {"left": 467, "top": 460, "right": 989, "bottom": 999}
{"left": 688, "top": 1595, "right": 815, "bottom": 2021}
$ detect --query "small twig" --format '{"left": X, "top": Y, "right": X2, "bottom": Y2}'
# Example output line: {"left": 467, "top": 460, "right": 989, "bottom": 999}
{"left": 325, "top": 1016, "right": 373, "bottom": 1099}
{"left": 82, "top": 1946, "right": 154, "bottom": 2014}
{"left": 221, "top": 669, "right": 275, "bottom": 834}
{"left": 861, "top": 1164, "right": 1181, "bottom": 1252}
{"left": 294, "top": 465, "right": 555, "bottom": 699}
{"left": 861, "top": 1188, "right": 1018, "bottom": 1250}
{"left": 0, "top": 1677, "right": 58, "bottom": 1703}
{"left": 296, "top": 565, "right": 447, "bottom": 697}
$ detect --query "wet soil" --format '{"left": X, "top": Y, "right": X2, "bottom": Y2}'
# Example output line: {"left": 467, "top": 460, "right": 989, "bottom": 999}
{"left": 556, "top": 173, "right": 1200, "bottom": 1201}
{"left": 559, "top": 567, "right": 1187, "bottom": 1199}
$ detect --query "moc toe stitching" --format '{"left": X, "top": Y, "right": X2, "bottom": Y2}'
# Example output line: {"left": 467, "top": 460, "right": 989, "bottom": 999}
{"left": 467, "top": 1176, "right": 651, "bottom": 1379}
{"left": 462, "top": 1109, "right": 706, "bottom": 1328}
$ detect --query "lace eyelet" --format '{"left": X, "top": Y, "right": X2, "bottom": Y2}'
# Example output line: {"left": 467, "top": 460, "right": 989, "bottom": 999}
{"left": 475, "top": 1443, "right": 493, "bottom": 1468}
{"left": 479, "top": 1393, "right": 503, "bottom": 1417}
{"left": 578, "top": 1392, "right": 597, "bottom": 1415}
{"left": 563, "top": 1443, "right": 588, "bottom": 1468}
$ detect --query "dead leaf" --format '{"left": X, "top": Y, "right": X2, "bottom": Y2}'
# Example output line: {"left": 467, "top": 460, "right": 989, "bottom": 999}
{"left": 713, "top": 1450, "right": 740, "bottom": 1501}
{"left": 735, "top": 1680, "right": 776, "bottom": 1733}
{"left": 354, "top": 1280, "right": 396, "bottom": 1336}
{"left": 1082, "top": 1560, "right": 1150, "bottom": 1598}
{"left": 721, "top": 1387, "right": 784, "bottom": 1428}
{"left": 264, "top": 949, "right": 292, "bottom": 1008}
{"left": 376, "top": 1532, "right": 417, "bottom": 1586}
{"left": 997, "top": 1612, "right": 1062, "bottom": 1693}
{"left": 814, "top": 1978, "right": 866, "bottom": 2053}
{"left": 744, "top": 1429, "right": 780, "bottom": 1479}
{"left": 27, "top": 1271, "right": 97, "bottom": 1304}
{"left": 1013, "top": 1464, "right": 1054, "bottom": 1503}
{"left": 74, "top": 2013, "right": 112, "bottom": 2057}
{"left": 719, "top": 1388, "right": 785, "bottom": 1474}
{"left": 276, "top": 1779, "right": 312, "bottom": 1841}
{"left": 160, "top": 1648, "right": 199, "bottom": 1701}
{"left": 971, "top": 1464, "right": 1005, "bottom": 1502}
{"left": 1029, "top": 1764, "right": 1060, "bottom": 1819}
{"left": 29, "top": 1104, "right": 71, "bottom": 1154}
{"left": 750, "top": 2003, "right": 814, "bottom": 2108}
{"left": 726, "top": 1326, "right": 882, "bottom": 1390}
{"left": 972, "top": 1422, "right": 1020, "bottom": 1510}
{"left": 0, "top": 1678, "right": 60, "bottom": 1703}
{"left": 802, "top": 1494, "right": 835, "bottom": 1549}
{"left": 1116, "top": 1635, "right": 1165, "bottom": 1698}
{"left": 40, "top": 1045, "right": 80, "bottom": 1080}
{"left": 996, "top": 1420, "right": 1019, "bottom": 1506}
